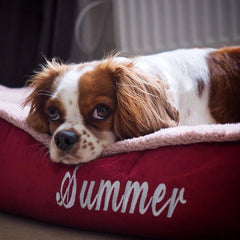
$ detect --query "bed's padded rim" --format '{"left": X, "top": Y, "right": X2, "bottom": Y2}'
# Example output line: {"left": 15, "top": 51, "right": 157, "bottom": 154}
{"left": 0, "top": 118, "right": 240, "bottom": 239}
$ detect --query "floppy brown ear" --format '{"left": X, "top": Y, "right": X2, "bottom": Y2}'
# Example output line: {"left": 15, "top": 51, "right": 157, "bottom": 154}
{"left": 26, "top": 109, "right": 49, "bottom": 133}
{"left": 106, "top": 61, "right": 179, "bottom": 139}
{"left": 24, "top": 59, "right": 67, "bottom": 133}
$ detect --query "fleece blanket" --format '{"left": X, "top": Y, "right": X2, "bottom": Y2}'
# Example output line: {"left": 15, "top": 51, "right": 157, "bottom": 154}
{"left": 0, "top": 85, "right": 240, "bottom": 157}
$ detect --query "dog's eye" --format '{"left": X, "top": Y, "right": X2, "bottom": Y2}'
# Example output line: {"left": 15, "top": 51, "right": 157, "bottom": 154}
{"left": 47, "top": 106, "right": 60, "bottom": 121}
{"left": 92, "top": 104, "right": 112, "bottom": 120}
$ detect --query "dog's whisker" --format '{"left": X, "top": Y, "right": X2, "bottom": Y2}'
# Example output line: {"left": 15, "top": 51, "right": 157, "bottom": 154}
{"left": 38, "top": 145, "right": 50, "bottom": 161}
{"left": 43, "top": 149, "right": 50, "bottom": 159}
{"left": 36, "top": 93, "right": 53, "bottom": 97}
{"left": 35, "top": 90, "right": 53, "bottom": 97}
{"left": 37, "top": 89, "right": 52, "bottom": 94}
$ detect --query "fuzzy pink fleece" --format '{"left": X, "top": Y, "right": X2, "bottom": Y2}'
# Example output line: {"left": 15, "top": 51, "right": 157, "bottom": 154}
{"left": 1, "top": 85, "right": 240, "bottom": 157}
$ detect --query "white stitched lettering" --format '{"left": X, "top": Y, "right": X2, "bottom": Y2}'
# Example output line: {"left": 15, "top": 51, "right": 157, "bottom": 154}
{"left": 56, "top": 166, "right": 187, "bottom": 217}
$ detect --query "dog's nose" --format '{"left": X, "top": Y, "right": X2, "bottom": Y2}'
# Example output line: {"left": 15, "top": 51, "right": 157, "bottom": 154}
{"left": 54, "top": 131, "right": 79, "bottom": 151}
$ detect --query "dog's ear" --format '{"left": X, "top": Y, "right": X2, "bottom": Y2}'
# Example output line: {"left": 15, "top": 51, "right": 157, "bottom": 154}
{"left": 101, "top": 60, "right": 179, "bottom": 139}
{"left": 25, "top": 107, "right": 49, "bottom": 133}
{"left": 23, "top": 59, "right": 67, "bottom": 133}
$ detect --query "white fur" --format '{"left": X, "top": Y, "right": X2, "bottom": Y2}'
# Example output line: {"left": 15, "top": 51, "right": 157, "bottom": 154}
{"left": 134, "top": 48, "right": 216, "bottom": 125}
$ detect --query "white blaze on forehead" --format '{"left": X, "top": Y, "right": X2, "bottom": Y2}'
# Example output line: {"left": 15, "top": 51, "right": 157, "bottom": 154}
{"left": 55, "top": 66, "right": 94, "bottom": 122}
{"left": 56, "top": 69, "right": 81, "bottom": 122}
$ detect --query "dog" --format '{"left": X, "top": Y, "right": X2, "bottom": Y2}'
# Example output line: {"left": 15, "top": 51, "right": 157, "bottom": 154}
{"left": 24, "top": 46, "right": 240, "bottom": 164}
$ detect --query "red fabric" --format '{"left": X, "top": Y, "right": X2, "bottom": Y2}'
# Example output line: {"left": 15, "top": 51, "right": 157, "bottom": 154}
{"left": 0, "top": 118, "right": 240, "bottom": 239}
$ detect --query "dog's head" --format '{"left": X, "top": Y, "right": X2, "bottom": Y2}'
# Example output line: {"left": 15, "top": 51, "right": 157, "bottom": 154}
{"left": 25, "top": 58, "right": 178, "bottom": 164}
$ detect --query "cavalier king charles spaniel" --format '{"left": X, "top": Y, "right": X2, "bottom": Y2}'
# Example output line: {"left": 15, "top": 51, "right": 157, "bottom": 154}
{"left": 24, "top": 47, "right": 240, "bottom": 164}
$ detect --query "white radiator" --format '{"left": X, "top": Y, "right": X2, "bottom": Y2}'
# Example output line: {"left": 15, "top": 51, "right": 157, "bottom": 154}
{"left": 113, "top": 0, "right": 240, "bottom": 56}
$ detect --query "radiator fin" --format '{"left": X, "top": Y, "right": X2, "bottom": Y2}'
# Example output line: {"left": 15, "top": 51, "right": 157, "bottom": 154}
{"left": 113, "top": 0, "right": 240, "bottom": 55}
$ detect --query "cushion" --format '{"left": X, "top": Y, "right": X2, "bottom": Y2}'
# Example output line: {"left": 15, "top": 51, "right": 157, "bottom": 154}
{"left": 0, "top": 85, "right": 240, "bottom": 239}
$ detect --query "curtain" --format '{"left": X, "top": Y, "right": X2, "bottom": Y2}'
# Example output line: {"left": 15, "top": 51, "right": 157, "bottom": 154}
{"left": 0, "top": 0, "right": 77, "bottom": 87}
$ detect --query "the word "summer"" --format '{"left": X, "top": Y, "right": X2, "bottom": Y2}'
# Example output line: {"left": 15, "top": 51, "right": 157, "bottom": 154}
{"left": 56, "top": 166, "right": 187, "bottom": 218}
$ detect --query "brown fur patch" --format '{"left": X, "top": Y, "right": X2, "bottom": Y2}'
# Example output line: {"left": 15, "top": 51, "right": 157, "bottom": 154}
{"left": 101, "top": 59, "right": 179, "bottom": 139}
{"left": 24, "top": 60, "right": 69, "bottom": 133}
{"left": 208, "top": 47, "right": 240, "bottom": 123}
{"left": 79, "top": 65, "right": 117, "bottom": 131}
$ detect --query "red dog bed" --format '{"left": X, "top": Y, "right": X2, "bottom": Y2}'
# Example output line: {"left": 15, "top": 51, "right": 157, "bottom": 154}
{"left": 0, "top": 86, "right": 240, "bottom": 239}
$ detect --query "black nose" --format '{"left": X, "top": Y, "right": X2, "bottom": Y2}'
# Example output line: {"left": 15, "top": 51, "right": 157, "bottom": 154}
{"left": 54, "top": 131, "right": 79, "bottom": 151}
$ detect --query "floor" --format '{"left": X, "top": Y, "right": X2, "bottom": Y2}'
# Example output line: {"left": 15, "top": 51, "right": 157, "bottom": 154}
{"left": 0, "top": 212, "right": 139, "bottom": 240}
